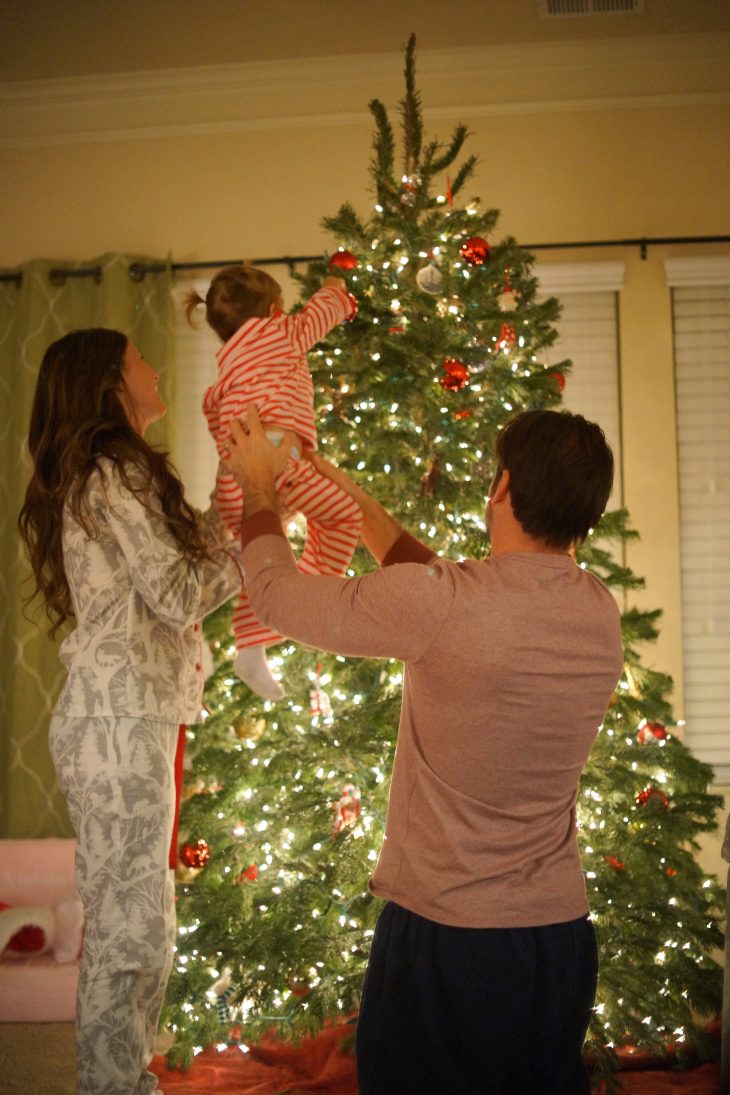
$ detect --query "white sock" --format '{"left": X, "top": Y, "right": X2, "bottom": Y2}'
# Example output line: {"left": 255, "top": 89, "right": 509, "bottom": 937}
{"left": 234, "top": 646, "right": 285, "bottom": 701}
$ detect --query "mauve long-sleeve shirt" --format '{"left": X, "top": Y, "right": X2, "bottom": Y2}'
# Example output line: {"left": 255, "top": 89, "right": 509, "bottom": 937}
{"left": 241, "top": 512, "right": 623, "bottom": 929}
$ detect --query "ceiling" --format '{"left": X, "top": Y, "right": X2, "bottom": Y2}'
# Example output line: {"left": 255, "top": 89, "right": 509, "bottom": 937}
{"left": 4, "top": 0, "right": 730, "bottom": 82}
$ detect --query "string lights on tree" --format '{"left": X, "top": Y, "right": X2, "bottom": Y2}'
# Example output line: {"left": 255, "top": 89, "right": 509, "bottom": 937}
{"left": 162, "top": 35, "right": 724, "bottom": 1084}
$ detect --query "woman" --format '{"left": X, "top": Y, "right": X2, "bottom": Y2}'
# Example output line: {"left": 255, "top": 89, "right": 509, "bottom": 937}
{"left": 18, "top": 328, "right": 267, "bottom": 1094}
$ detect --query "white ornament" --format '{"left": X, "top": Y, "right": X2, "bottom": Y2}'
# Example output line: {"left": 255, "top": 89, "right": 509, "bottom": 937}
{"left": 416, "top": 263, "right": 443, "bottom": 294}
{"left": 497, "top": 289, "right": 519, "bottom": 312}
{"left": 310, "top": 686, "right": 333, "bottom": 722}
{"left": 400, "top": 173, "right": 421, "bottom": 206}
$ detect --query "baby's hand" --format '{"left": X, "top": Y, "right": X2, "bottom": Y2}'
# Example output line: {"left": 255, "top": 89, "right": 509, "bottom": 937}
{"left": 323, "top": 275, "right": 358, "bottom": 320}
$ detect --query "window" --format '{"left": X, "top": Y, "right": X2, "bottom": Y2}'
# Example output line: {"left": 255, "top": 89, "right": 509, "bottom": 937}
{"left": 667, "top": 257, "right": 730, "bottom": 782}
{"left": 169, "top": 277, "right": 223, "bottom": 509}
{"left": 535, "top": 261, "right": 624, "bottom": 509}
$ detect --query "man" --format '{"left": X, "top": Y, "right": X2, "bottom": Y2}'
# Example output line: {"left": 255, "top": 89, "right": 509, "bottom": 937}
{"left": 225, "top": 406, "right": 623, "bottom": 1094}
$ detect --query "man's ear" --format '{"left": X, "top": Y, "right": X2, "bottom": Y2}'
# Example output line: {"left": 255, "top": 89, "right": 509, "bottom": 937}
{"left": 490, "top": 467, "right": 510, "bottom": 503}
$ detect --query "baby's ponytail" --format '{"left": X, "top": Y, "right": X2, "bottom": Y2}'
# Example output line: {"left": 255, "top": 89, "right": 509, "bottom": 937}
{"left": 182, "top": 287, "right": 206, "bottom": 328}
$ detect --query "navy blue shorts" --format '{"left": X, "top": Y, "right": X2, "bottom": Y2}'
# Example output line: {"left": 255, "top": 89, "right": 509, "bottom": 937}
{"left": 356, "top": 901, "right": 598, "bottom": 1095}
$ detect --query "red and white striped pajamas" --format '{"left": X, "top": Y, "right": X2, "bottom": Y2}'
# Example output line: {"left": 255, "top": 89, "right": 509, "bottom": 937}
{"left": 203, "top": 284, "right": 362, "bottom": 652}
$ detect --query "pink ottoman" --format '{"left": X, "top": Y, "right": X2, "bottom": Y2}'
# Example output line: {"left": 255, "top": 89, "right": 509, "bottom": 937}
{"left": 0, "top": 839, "right": 79, "bottom": 1022}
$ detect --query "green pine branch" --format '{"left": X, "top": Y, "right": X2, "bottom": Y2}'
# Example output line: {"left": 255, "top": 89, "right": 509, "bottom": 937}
{"left": 399, "top": 33, "right": 422, "bottom": 174}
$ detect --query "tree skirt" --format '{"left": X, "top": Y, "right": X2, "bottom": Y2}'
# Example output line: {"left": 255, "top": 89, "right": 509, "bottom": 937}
{"left": 605, "top": 1067, "right": 719, "bottom": 1093}
{"left": 150, "top": 1026, "right": 720, "bottom": 1095}
{"left": 150, "top": 1022, "right": 358, "bottom": 1095}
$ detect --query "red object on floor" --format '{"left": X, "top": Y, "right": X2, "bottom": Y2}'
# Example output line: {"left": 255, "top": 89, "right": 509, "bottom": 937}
{"left": 604, "top": 1064, "right": 719, "bottom": 1092}
{"left": 150, "top": 1021, "right": 359, "bottom": 1095}
{"left": 150, "top": 1023, "right": 720, "bottom": 1095}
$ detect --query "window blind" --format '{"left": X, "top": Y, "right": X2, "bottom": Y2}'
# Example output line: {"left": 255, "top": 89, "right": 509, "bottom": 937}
{"left": 667, "top": 257, "right": 730, "bottom": 782}
{"left": 535, "top": 262, "right": 624, "bottom": 510}
{"left": 168, "top": 277, "right": 223, "bottom": 510}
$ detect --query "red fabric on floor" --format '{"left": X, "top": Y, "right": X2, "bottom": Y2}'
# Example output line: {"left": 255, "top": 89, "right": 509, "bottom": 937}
{"left": 151, "top": 1025, "right": 720, "bottom": 1094}
{"left": 604, "top": 1064, "right": 719, "bottom": 1093}
{"left": 150, "top": 1022, "right": 358, "bottom": 1095}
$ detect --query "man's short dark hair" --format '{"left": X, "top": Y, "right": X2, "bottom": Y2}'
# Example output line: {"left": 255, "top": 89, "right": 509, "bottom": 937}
{"left": 494, "top": 409, "right": 614, "bottom": 548}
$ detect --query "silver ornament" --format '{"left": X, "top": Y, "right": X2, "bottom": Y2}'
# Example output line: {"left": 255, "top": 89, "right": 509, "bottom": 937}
{"left": 416, "top": 263, "right": 443, "bottom": 294}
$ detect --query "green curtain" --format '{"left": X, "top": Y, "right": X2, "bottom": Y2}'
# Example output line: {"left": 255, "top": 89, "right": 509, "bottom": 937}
{"left": 0, "top": 253, "right": 172, "bottom": 837}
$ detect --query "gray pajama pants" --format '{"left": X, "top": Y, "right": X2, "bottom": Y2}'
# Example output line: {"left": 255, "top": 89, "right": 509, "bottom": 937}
{"left": 50, "top": 715, "right": 179, "bottom": 1095}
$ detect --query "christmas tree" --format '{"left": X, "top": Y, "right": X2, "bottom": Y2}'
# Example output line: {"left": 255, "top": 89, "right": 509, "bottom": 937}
{"left": 163, "top": 36, "right": 724, "bottom": 1082}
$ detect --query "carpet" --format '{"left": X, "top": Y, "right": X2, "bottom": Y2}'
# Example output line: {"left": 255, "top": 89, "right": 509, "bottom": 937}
{"left": 0, "top": 1021, "right": 76, "bottom": 1095}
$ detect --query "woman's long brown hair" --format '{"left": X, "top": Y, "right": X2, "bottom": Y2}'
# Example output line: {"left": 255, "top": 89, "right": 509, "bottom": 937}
{"left": 18, "top": 328, "right": 209, "bottom": 637}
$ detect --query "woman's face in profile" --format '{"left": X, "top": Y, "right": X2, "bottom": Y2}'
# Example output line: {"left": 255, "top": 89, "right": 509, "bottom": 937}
{"left": 117, "top": 342, "right": 166, "bottom": 435}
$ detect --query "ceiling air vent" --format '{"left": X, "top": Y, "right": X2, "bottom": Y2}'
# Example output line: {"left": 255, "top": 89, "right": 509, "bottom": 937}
{"left": 536, "top": 0, "right": 644, "bottom": 16}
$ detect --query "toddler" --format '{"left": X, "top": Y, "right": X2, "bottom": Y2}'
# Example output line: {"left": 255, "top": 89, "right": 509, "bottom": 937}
{"left": 185, "top": 264, "right": 362, "bottom": 700}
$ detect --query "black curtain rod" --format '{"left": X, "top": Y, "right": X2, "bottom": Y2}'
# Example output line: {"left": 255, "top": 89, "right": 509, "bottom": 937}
{"left": 2, "top": 236, "right": 729, "bottom": 286}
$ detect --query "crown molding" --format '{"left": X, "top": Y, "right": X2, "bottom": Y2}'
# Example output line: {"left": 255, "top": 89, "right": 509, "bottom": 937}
{"left": 1, "top": 33, "right": 728, "bottom": 149}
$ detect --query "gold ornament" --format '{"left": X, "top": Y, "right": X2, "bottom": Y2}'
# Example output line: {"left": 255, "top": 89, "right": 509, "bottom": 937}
{"left": 235, "top": 716, "right": 266, "bottom": 741}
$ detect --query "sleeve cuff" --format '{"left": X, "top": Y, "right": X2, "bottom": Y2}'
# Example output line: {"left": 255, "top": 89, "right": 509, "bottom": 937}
{"left": 221, "top": 545, "right": 246, "bottom": 587}
{"left": 322, "top": 283, "right": 357, "bottom": 321}
{"left": 241, "top": 509, "right": 286, "bottom": 549}
{"left": 382, "top": 531, "right": 436, "bottom": 568}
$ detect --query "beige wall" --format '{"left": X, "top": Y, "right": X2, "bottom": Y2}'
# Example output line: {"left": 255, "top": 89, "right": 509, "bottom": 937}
{"left": 2, "top": 32, "right": 729, "bottom": 864}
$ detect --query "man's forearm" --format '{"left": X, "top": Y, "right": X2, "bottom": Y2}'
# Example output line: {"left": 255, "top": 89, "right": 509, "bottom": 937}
{"left": 242, "top": 477, "right": 279, "bottom": 520}
{"left": 356, "top": 491, "right": 404, "bottom": 565}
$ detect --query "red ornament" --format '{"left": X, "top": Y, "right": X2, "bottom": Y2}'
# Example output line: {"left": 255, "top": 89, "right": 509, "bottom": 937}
{"left": 636, "top": 786, "right": 670, "bottom": 810}
{"left": 497, "top": 324, "right": 517, "bottom": 351}
{"left": 178, "top": 839, "right": 210, "bottom": 870}
{"left": 604, "top": 855, "right": 625, "bottom": 872}
{"left": 439, "top": 359, "right": 469, "bottom": 391}
{"left": 666, "top": 867, "right": 678, "bottom": 877}
{"left": 553, "top": 371, "right": 566, "bottom": 393}
{"left": 328, "top": 249, "right": 358, "bottom": 271}
{"left": 238, "top": 863, "right": 259, "bottom": 883}
{"left": 288, "top": 975, "right": 312, "bottom": 997}
{"left": 636, "top": 721, "right": 668, "bottom": 744}
{"left": 333, "top": 783, "right": 361, "bottom": 838}
{"left": 459, "top": 236, "right": 491, "bottom": 266}
{"left": 454, "top": 409, "right": 472, "bottom": 421}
